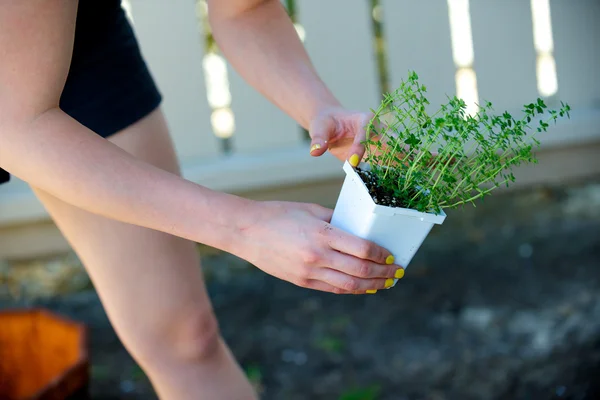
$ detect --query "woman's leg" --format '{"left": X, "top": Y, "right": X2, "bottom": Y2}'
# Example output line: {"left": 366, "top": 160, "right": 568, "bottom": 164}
{"left": 30, "top": 108, "right": 257, "bottom": 400}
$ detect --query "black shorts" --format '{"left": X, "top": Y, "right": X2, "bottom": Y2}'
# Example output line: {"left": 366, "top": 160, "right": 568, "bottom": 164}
{"left": 0, "top": 0, "right": 162, "bottom": 184}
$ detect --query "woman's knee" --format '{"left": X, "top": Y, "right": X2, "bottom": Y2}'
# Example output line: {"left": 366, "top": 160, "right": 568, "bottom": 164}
{"left": 134, "top": 306, "right": 222, "bottom": 367}
{"left": 171, "top": 308, "right": 222, "bottom": 363}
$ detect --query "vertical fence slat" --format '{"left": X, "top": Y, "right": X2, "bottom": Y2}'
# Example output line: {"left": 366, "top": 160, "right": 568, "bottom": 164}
{"left": 470, "top": 0, "right": 538, "bottom": 113}
{"left": 550, "top": 0, "right": 600, "bottom": 110}
{"left": 227, "top": 67, "right": 300, "bottom": 154}
{"left": 381, "top": 0, "right": 456, "bottom": 109}
{"left": 298, "top": 0, "right": 380, "bottom": 112}
{"left": 127, "top": 0, "right": 219, "bottom": 163}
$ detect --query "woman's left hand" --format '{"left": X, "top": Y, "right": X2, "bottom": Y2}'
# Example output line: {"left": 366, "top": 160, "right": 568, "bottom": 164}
{"left": 307, "top": 107, "right": 375, "bottom": 166}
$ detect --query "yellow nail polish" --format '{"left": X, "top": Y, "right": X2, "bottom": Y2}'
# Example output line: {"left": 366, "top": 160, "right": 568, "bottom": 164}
{"left": 366, "top": 289, "right": 377, "bottom": 294}
{"left": 384, "top": 278, "right": 394, "bottom": 288}
{"left": 349, "top": 154, "right": 360, "bottom": 167}
{"left": 386, "top": 255, "right": 395, "bottom": 265}
{"left": 310, "top": 143, "right": 321, "bottom": 153}
{"left": 395, "top": 268, "right": 405, "bottom": 279}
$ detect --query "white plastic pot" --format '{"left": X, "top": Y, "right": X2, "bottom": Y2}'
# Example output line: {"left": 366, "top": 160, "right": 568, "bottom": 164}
{"left": 330, "top": 161, "right": 446, "bottom": 286}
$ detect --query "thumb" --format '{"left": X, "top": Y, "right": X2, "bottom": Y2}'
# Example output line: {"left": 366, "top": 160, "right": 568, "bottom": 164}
{"left": 308, "top": 114, "right": 335, "bottom": 157}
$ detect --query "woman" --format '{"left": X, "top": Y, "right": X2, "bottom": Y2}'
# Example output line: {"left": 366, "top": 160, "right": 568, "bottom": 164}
{"left": 0, "top": 1, "right": 403, "bottom": 398}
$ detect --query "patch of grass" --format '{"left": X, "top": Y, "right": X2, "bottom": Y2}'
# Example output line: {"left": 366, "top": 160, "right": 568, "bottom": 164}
{"left": 130, "top": 364, "right": 147, "bottom": 381}
{"left": 339, "top": 384, "right": 382, "bottom": 400}
{"left": 244, "top": 363, "right": 265, "bottom": 395}
{"left": 314, "top": 335, "right": 345, "bottom": 355}
{"left": 90, "top": 364, "right": 111, "bottom": 381}
{"left": 244, "top": 363, "right": 263, "bottom": 385}
{"left": 329, "top": 315, "right": 352, "bottom": 332}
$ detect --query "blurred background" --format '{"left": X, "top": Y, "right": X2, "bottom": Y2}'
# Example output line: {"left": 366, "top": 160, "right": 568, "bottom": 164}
{"left": 1, "top": 0, "right": 599, "bottom": 399}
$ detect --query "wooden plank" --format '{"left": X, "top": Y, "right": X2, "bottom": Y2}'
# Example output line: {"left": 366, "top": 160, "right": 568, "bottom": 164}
{"left": 550, "top": 0, "right": 600, "bottom": 110}
{"left": 298, "top": 0, "right": 380, "bottom": 112}
{"left": 3, "top": 121, "right": 600, "bottom": 228}
{"left": 127, "top": 0, "right": 220, "bottom": 163}
{"left": 470, "top": 0, "right": 538, "bottom": 114}
{"left": 184, "top": 145, "right": 343, "bottom": 193}
{"left": 381, "top": 0, "right": 456, "bottom": 110}
{"left": 4, "top": 137, "right": 600, "bottom": 231}
{"left": 0, "top": 180, "right": 47, "bottom": 226}
{"left": 226, "top": 66, "right": 301, "bottom": 154}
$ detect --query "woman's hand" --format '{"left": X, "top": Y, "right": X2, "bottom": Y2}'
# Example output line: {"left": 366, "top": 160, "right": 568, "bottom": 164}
{"left": 308, "top": 107, "right": 436, "bottom": 169}
{"left": 308, "top": 107, "right": 375, "bottom": 166}
{"left": 235, "top": 201, "right": 403, "bottom": 294}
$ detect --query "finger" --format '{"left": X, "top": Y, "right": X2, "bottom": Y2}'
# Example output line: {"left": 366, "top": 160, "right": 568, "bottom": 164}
{"left": 303, "top": 279, "right": 355, "bottom": 295}
{"left": 347, "top": 113, "right": 373, "bottom": 167}
{"left": 308, "top": 114, "right": 335, "bottom": 157}
{"left": 324, "top": 249, "right": 401, "bottom": 279}
{"left": 326, "top": 225, "right": 395, "bottom": 265}
{"left": 312, "top": 267, "right": 395, "bottom": 293}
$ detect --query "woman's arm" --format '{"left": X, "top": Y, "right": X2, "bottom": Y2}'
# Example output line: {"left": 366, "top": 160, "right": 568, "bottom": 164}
{"left": 207, "top": 0, "right": 342, "bottom": 130}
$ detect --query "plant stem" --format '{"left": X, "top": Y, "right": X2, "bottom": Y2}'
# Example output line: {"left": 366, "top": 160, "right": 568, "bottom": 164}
{"left": 443, "top": 177, "right": 511, "bottom": 208}
{"left": 426, "top": 145, "right": 463, "bottom": 190}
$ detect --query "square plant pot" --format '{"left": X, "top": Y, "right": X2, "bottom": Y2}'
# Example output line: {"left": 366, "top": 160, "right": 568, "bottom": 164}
{"left": 0, "top": 309, "right": 89, "bottom": 400}
{"left": 330, "top": 161, "right": 446, "bottom": 286}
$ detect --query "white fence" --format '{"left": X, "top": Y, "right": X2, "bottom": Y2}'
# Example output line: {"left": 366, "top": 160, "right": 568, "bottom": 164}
{"left": 1, "top": 0, "right": 599, "bottom": 227}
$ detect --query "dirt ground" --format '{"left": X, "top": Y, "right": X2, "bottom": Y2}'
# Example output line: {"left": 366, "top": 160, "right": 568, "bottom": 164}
{"left": 2, "top": 178, "right": 600, "bottom": 400}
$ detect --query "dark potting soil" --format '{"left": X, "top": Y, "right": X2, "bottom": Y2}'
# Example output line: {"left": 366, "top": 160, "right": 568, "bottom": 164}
{"left": 356, "top": 167, "right": 409, "bottom": 208}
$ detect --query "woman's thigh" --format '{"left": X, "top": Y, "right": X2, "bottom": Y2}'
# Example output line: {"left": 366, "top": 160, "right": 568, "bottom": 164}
{"left": 30, "top": 107, "right": 218, "bottom": 362}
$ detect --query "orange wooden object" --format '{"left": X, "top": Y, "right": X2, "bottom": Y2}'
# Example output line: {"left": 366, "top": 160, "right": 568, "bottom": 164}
{"left": 0, "top": 309, "right": 89, "bottom": 400}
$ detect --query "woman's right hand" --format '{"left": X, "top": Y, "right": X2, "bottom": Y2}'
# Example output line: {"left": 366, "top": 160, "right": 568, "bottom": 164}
{"left": 234, "top": 200, "right": 404, "bottom": 294}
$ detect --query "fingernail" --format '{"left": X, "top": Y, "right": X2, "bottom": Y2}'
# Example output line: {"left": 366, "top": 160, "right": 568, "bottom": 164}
{"left": 385, "top": 255, "right": 395, "bottom": 265}
{"left": 384, "top": 278, "right": 394, "bottom": 288}
{"left": 349, "top": 154, "right": 360, "bottom": 167}
{"left": 395, "top": 268, "right": 405, "bottom": 279}
{"left": 366, "top": 289, "right": 377, "bottom": 294}
{"left": 310, "top": 143, "right": 321, "bottom": 153}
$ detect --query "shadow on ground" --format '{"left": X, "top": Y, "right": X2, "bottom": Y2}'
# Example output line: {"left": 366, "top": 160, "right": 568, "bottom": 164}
{"left": 2, "top": 179, "right": 600, "bottom": 400}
